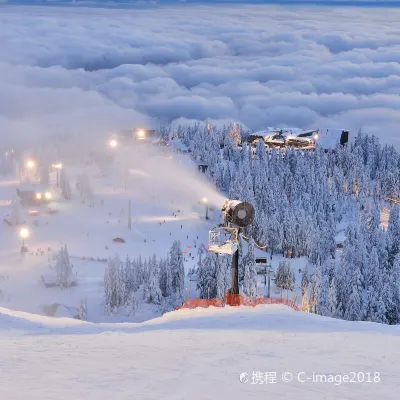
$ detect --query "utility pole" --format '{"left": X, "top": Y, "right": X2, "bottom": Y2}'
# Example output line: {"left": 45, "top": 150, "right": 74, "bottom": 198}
{"left": 128, "top": 199, "right": 132, "bottom": 230}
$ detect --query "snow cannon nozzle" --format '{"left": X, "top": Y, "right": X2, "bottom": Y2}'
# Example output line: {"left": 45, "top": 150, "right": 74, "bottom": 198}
{"left": 221, "top": 199, "right": 255, "bottom": 228}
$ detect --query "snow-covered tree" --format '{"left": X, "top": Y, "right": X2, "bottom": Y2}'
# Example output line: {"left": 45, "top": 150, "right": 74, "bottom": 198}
{"left": 169, "top": 241, "right": 185, "bottom": 306}
{"left": 300, "top": 265, "right": 309, "bottom": 296}
{"left": 228, "top": 123, "right": 241, "bottom": 147}
{"left": 60, "top": 169, "right": 72, "bottom": 200}
{"left": 146, "top": 254, "right": 162, "bottom": 305}
{"left": 76, "top": 298, "right": 88, "bottom": 321}
{"left": 125, "top": 291, "right": 137, "bottom": 317}
{"left": 104, "top": 255, "right": 124, "bottom": 314}
{"left": 242, "top": 238, "right": 258, "bottom": 297}
{"left": 275, "top": 260, "right": 295, "bottom": 292}
{"left": 54, "top": 245, "right": 73, "bottom": 288}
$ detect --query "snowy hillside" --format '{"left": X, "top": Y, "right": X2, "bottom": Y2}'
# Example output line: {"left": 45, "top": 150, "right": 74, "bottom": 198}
{"left": 1, "top": 304, "right": 399, "bottom": 400}
{"left": 0, "top": 139, "right": 227, "bottom": 320}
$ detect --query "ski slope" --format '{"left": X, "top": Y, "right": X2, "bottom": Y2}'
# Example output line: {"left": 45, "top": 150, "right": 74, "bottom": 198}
{"left": 1, "top": 304, "right": 399, "bottom": 400}
{"left": 0, "top": 140, "right": 226, "bottom": 320}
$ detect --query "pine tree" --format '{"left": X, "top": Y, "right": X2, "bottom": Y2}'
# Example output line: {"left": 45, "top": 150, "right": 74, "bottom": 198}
{"left": 329, "top": 276, "right": 337, "bottom": 317}
{"left": 301, "top": 265, "right": 309, "bottom": 295}
{"left": 54, "top": 245, "right": 73, "bottom": 288}
{"left": 77, "top": 298, "right": 88, "bottom": 321}
{"left": 345, "top": 286, "right": 362, "bottom": 321}
{"left": 387, "top": 204, "right": 400, "bottom": 267}
{"left": 125, "top": 291, "right": 137, "bottom": 317}
{"left": 146, "top": 254, "right": 162, "bottom": 304}
{"left": 169, "top": 241, "right": 185, "bottom": 306}
{"left": 228, "top": 123, "right": 241, "bottom": 147}
{"left": 103, "top": 255, "right": 123, "bottom": 314}
{"left": 318, "top": 274, "right": 330, "bottom": 317}
{"left": 242, "top": 238, "right": 258, "bottom": 297}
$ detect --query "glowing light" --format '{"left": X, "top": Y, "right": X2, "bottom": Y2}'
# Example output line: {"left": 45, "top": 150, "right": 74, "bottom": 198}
{"left": 45, "top": 192, "right": 52, "bottom": 200}
{"left": 137, "top": 129, "right": 145, "bottom": 138}
{"left": 19, "top": 227, "right": 30, "bottom": 239}
{"left": 52, "top": 163, "right": 63, "bottom": 169}
{"left": 26, "top": 160, "right": 35, "bottom": 169}
{"left": 314, "top": 134, "right": 319, "bottom": 140}
{"left": 109, "top": 139, "right": 118, "bottom": 148}
{"left": 202, "top": 197, "right": 208, "bottom": 203}
{"left": 35, "top": 193, "right": 42, "bottom": 200}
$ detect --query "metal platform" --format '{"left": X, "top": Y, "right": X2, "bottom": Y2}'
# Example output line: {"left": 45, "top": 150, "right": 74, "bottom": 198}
{"left": 208, "top": 227, "right": 238, "bottom": 255}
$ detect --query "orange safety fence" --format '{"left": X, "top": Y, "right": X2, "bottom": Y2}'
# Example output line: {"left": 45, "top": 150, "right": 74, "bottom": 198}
{"left": 176, "top": 294, "right": 300, "bottom": 312}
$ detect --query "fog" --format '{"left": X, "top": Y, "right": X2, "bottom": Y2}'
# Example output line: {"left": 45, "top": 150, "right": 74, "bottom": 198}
{"left": 1, "top": 4, "right": 400, "bottom": 148}
{"left": 122, "top": 141, "right": 227, "bottom": 211}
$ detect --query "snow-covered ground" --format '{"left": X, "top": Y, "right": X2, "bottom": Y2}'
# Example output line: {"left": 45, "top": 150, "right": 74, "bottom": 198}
{"left": 1, "top": 139, "right": 400, "bottom": 399}
{"left": 0, "top": 139, "right": 312, "bottom": 321}
{"left": 0, "top": 140, "right": 226, "bottom": 320}
{"left": 1, "top": 304, "right": 399, "bottom": 400}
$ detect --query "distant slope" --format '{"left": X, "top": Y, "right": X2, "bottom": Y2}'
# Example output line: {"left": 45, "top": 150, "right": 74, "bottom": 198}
{"left": 1, "top": 304, "right": 399, "bottom": 400}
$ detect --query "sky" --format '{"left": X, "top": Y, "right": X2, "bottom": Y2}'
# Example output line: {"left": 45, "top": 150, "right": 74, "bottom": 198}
{"left": 0, "top": 4, "right": 400, "bottom": 147}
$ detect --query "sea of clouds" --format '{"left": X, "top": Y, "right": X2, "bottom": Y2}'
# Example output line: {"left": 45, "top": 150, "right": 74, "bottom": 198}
{"left": 0, "top": 4, "right": 400, "bottom": 146}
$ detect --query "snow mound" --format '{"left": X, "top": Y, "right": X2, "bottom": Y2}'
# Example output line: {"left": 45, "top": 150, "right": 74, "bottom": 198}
{"left": 1, "top": 305, "right": 400, "bottom": 400}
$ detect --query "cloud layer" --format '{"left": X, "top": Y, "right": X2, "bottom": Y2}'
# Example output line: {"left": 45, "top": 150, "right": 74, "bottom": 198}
{"left": 1, "top": 4, "right": 400, "bottom": 146}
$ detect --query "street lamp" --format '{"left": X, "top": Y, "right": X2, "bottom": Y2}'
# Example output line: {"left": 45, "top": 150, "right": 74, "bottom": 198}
{"left": 45, "top": 192, "right": 52, "bottom": 200}
{"left": 109, "top": 138, "right": 118, "bottom": 148}
{"left": 137, "top": 129, "right": 145, "bottom": 140}
{"left": 52, "top": 163, "right": 63, "bottom": 188}
{"left": 313, "top": 133, "right": 319, "bottom": 140}
{"left": 202, "top": 197, "right": 209, "bottom": 220}
{"left": 26, "top": 160, "right": 35, "bottom": 169}
{"left": 19, "top": 227, "right": 30, "bottom": 251}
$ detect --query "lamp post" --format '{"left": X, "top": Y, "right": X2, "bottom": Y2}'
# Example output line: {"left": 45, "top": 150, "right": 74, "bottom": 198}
{"left": 136, "top": 129, "right": 145, "bottom": 140}
{"left": 109, "top": 138, "right": 118, "bottom": 149}
{"left": 19, "top": 227, "right": 30, "bottom": 253}
{"left": 26, "top": 160, "right": 35, "bottom": 169}
{"left": 24, "top": 160, "right": 36, "bottom": 183}
{"left": 52, "top": 163, "right": 63, "bottom": 188}
{"left": 202, "top": 197, "right": 209, "bottom": 220}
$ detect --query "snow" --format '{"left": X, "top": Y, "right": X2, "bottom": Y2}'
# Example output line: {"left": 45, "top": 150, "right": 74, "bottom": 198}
{"left": 0, "top": 140, "right": 225, "bottom": 321}
{"left": 1, "top": 130, "right": 400, "bottom": 398}
{"left": 0, "top": 304, "right": 399, "bottom": 400}
{"left": 168, "top": 139, "right": 190, "bottom": 152}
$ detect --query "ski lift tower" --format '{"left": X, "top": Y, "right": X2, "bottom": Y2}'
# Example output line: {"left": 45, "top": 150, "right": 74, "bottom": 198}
{"left": 208, "top": 199, "right": 255, "bottom": 295}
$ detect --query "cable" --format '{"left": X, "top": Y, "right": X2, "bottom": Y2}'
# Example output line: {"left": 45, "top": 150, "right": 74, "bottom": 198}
{"left": 240, "top": 233, "right": 268, "bottom": 249}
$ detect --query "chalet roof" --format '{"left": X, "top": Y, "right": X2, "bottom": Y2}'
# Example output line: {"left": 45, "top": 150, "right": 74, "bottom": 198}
{"left": 251, "top": 127, "right": 349, "bottom": 150}
{"left": 250, "top": 127, "right": 319, "bottom": 138}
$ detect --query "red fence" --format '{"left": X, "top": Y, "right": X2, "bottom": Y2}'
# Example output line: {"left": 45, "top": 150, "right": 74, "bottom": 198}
{"left": 176, "top": 294, "right": 300, "bottom": 311}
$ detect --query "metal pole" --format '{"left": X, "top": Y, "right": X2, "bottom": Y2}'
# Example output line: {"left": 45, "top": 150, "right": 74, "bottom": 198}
{"left": 267, "top": 266, "right": 271, "bottom": 298}
{"left": 205, "top": 203, "right": 209, "bottom": 220}
{"left": 56, "top": 169, "right": 59, "bottom": 188}
{"left": 128, "top": 200, "right": 132, "bottom": 230}
{"left": 231, "top": 248, "right": 239, "bottom": 295}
